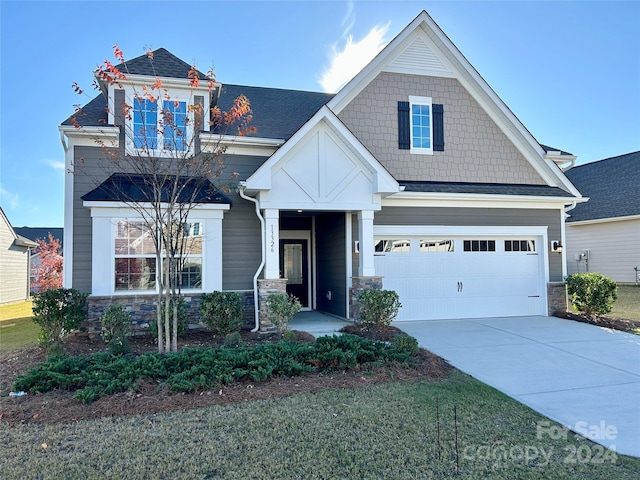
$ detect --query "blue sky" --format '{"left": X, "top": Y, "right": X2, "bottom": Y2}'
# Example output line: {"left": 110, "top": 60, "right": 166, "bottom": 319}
{"left": 1, "top": 0, "right": 638, "bottom": 228}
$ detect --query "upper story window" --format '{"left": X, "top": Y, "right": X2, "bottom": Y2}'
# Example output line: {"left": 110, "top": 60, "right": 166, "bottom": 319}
{"left": 163, "top": 100, "right": 187, "bottom": 151}
{"left": 409, "top": 96, "right": 433, "bottom": 153}
{"left": 133, "top": 98, "right": 158, "bottom": 149}
{"left": 131, "top": 97, "right": 188, "bottom": 152}
{"left": 398, "top": 98, "right": 444, "bottom": 153}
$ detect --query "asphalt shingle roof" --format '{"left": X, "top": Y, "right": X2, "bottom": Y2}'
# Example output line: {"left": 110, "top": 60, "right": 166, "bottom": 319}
{"left": 14, "top": 228, "right": 63, "bottom": 247}
{"left": 114, "top": 48, "right": 209, "bottom": 80}
{"left": 564, "top": 151, "right": 640, "bottom": 222}
{"left": 81, "top": 174, "right": 231, "bottom": 204}
{"left": 400, "top": 181, "right": 574, "bottom": 198}
{"left": 216, "top": 84, "right": 334, "bottom": 140}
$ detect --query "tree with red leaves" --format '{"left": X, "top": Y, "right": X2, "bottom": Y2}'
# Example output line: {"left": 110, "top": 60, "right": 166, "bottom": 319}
{"left": 70, "top": 46, "right": 254, "bottom": 353}
{"left": 31, "top": 233, "right": 63, "bottom": 293}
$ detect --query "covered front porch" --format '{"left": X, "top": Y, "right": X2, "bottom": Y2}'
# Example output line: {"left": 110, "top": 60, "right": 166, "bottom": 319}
{"left": 241, "top": 105, "right": 400, "bottom": 331}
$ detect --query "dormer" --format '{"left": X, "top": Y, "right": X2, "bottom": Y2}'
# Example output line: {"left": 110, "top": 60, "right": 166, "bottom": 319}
{"left": 97, "top": 48, "right": 218, "bottom": 156}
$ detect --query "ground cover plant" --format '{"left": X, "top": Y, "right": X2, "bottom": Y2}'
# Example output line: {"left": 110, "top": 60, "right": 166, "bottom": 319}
{"left": 12, "top": 334, "right": 419, "bottom": 403}
{"left": 2, "top": 371, "right": 639, "bottom": 479}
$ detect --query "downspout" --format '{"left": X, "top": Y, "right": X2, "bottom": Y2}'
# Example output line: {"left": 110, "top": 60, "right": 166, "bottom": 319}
{"left": 561, "top": 201, "right": 578, "bottom": 279}
{"left": 238, "top": 182, "right": 264, "bottom": 332}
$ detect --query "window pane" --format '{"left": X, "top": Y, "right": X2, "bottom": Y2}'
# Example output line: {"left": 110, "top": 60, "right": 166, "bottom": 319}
{"left": 115, "top": 258, "right": 156, "bottom": 291}
{"left": 163, "top": 100, "right": 187, "bottom": 151}
{"left": 133, "top": 98, "right": 157, "bottom": 149}
{"left": 284, "top": 244, "right": 303, "bottom": 284}
{"left": 179, "top": 258, "right": 202, "bottom": 289}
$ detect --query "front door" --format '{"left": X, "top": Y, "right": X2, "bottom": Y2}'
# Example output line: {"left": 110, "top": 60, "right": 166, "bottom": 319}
{"left": 280, "top": 239, "right": 309, "bottom": 307}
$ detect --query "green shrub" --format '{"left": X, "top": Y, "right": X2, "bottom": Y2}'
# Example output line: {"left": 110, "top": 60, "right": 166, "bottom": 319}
{"left": 223, "top": 331, "right": 244, "bottom": 348}
{"left": 101, "top": 305, "right": 132, "bottom": 354}
{"left": 390, "top": 333, "right": 419, "bottom": 356}
{"left": 266, "top": 293, "right": 301, "bottom": 333}
{"left": 200, "top": 291, "right": 243, "bottom": 336}
{"left": 14, "top": 334, "right": 419, "bottom": 402}
{"left": 282, "top": 330, "right": 297, "bottom": 342}
{"left": 31, "top": 288, "right": 88, "bottom": 355}
{"left": 566, "top": 273, "right": 618, "bottom": 317}
{"left": 149, "top": 297, "right": 188, "bottom": 339}
{"left": 358, "top": 289, "right": 401, "bottom": 329}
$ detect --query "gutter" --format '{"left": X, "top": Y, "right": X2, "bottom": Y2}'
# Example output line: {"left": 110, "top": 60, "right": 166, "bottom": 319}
{"left": 238, "top": 182, "right": 265, "bottom": 332}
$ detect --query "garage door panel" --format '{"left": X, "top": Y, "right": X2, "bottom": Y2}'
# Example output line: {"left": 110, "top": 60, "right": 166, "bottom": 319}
{"left": 375, "top": 235, "right": 545, "bottom": 321}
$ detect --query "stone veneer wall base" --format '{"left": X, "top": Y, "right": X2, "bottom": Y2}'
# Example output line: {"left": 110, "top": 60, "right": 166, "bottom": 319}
{"left": 85, "top": 292, "right": 255, "bottom": 338}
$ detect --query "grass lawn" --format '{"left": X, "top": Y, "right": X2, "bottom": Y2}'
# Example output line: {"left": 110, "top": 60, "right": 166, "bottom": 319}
{"left": 611, "top": 285, "right": 640, "bottom": 321}
{"left": 1, "top": 371, "right": 638, "bottom": 479}
{"left": 0, "top": 301, "right": 38, "bottom": 354}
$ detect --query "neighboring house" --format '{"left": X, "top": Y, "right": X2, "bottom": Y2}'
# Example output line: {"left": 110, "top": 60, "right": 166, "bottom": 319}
{"left": 59, "top": 11, "right": 584, "bottom": 330}
{"left": 565, "top": 152, "right": 640, "bottom": 283}
{"left": 14, "top": 227, "right": 64, "bottom": 293}
{"left": 0, "top": 208, "right": 37, "bottom": 304}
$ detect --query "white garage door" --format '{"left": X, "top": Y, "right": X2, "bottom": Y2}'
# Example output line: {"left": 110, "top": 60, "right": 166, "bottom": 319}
{"left": 373, "top": 235, "right": 546, "bottom": 321}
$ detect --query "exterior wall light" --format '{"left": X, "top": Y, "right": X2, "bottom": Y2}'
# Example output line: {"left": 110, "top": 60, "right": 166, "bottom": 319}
{"left": 551, "top": 240, "right": 563, "bottom": 254}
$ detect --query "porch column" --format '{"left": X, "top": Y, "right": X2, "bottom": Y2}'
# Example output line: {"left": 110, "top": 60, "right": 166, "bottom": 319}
{"left": 358, "top": 210, "right": 375, "bottom": 276}
{"left": 264, "top": 208, "right": 280, "bottom": 279}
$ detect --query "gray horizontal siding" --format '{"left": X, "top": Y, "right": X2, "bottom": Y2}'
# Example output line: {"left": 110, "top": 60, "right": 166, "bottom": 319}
{"left": 219, "top": 155, "right": 266, "bottom": 291}
{"left": 375, "top": 206, "right": 563, "bottom": 281}
{"left": 0, "top": 222, "right": 31, "bottom": 304}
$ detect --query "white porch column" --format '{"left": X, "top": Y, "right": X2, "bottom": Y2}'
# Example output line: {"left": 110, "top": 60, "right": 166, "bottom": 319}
{"left": 264, "top": 208, "right": 280, "bottom": 279}
{"left": 358, "top": 210, "right": 375, "bottom": 277}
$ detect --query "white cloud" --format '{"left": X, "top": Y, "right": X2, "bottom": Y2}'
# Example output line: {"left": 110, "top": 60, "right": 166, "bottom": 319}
{"left": 319, "top": 20, "right": 390, "bottom": 93}
{"left": 0, "top": 183, "right": 19, "bottom": 209}
{"left": 45, "top": 159, "right": 65, "bottom": 171}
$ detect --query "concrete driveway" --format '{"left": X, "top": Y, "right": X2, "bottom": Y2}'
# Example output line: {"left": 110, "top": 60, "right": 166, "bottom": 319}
{"left": 397, "top": 316, "right": 640, "bottom": 457}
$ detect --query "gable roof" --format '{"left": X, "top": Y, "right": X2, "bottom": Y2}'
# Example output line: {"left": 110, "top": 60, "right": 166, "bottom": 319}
{"left": 327, "top": 10, "right": 581, "bottom": 198}
{"left": 14, "top": 227, "right": 63, "bottom": 247}
{"left": 0, "top": 207, "right": 37, "bottom": 248}
{"left": 114, "top": 48, "right": 209, "bottom": 80}
{"left": 81, "top": 173, "right": 232, "bottom": 204}
{"left": 62, "top": 82, "right": 333, "bottom": 140}
{"left": 216, "top": 84, "right": 334, "bottom": 140}
{"left": 565, "top": 151, "right": 640, "bottom": 223}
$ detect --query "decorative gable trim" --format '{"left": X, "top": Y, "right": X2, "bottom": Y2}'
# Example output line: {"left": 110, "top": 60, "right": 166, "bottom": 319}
{"left": 244, "top": 106, "right": 399, "bottom": 210}
{"left": 385, "top": 32, "right": 454, "bottom": 78}
{"left": 327, "top": 10, "right": 582, "bottom": 199}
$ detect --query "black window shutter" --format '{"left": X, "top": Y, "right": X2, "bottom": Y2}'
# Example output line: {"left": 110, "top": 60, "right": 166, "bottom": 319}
{"left": 397, "top": 101, "right": 410, "bottom": 150}
{"left": 433, "top": 104, "right": 444, "bottom": 151}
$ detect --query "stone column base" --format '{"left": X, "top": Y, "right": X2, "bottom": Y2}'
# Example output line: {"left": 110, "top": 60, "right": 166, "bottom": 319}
{"left": 349, "top": 276, "right": 383, "bottom": 322}
{"left": 547, "top": 282, "right": 568, "bottom": 316}
{"left": 257, "top": 278, "right": 287, "bottom": 332}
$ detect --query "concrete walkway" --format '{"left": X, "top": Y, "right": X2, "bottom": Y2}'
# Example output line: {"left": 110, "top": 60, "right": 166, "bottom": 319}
{"left": 397, "top": 316, "right": 640, "bottom": 457}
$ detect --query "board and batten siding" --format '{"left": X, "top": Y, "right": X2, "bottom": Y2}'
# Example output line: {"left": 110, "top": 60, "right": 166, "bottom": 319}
{"left": 374, "top": 206, "right": 563, "bottom": 281}
{"left": 315, "top": 213, "right": 347, "bottom": 317}
{"left": 0, "top": 219, "right": 31, "bottom": 304}
{"left": 566, "top": 218, "right": 640, "bottom": 283}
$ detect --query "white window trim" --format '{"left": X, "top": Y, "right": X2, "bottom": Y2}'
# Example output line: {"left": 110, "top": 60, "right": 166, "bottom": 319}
{"left": 88, "top": 205, "right": 228, "bottom": 296}
{"left": 409, "top": 95, "right": 433, "bottom": 155}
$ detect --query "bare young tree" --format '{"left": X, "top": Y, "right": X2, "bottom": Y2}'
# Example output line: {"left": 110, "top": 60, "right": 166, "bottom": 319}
{"left": 70, "top": 46, "right": 254, "bottom": 352}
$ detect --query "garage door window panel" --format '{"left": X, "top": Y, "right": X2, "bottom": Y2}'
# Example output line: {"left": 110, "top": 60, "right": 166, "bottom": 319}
{"left": 420, "top": 239, "right": 454, "bottom": 252}
{"left": 463, "top": 240, "right": 495, "bottom": 252}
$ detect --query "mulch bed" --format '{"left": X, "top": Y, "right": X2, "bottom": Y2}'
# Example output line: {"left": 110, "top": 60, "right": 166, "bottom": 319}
{"left": 0, "top": 327, "right": 450, "bottom": 426}
{"left": 554, "top": 311, "right": 640, "bottom": 333}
